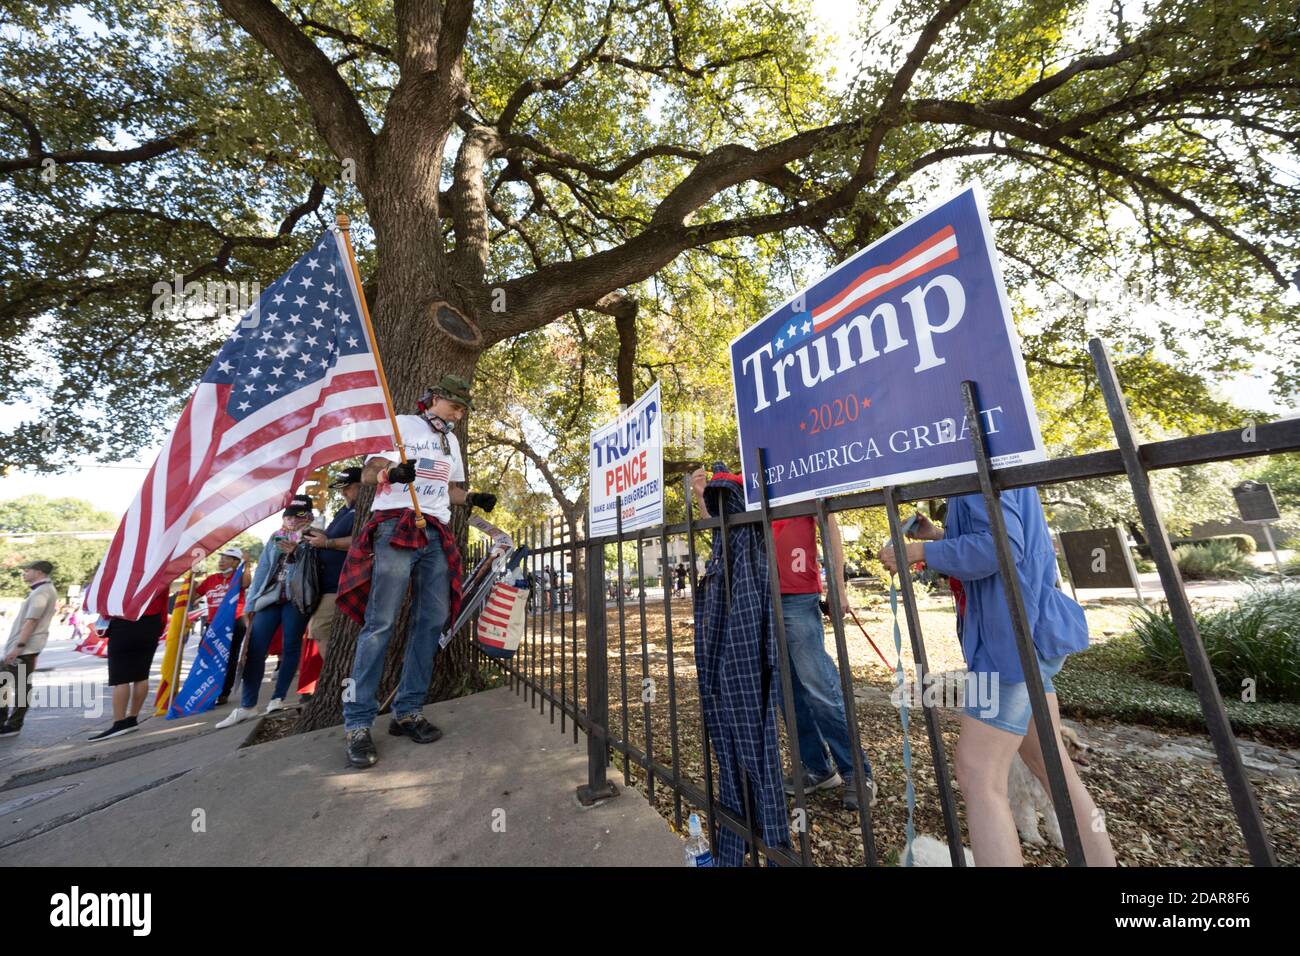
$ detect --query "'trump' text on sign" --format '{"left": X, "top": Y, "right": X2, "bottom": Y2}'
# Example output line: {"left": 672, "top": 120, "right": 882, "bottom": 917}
{"left": 729, "top": 184, "right": 1045, "bottom": 509}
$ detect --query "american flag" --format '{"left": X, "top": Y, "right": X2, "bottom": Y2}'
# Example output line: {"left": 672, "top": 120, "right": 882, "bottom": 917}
{"left": 415, "top": 457, "right": 450, "bottom": 482}
{"left": 772, "top": 225, "right": 959, "bottom": 353}
{"left": 84, "top": 228, "right": 395, "bottom": 619}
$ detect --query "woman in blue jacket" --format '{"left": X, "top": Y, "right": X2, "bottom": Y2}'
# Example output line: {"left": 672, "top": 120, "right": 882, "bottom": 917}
{"left": 879, "top": 486, "right": 1115, "bottom": 866}
{"left": 216, "top": 495, "right": 315, "bottom": 728}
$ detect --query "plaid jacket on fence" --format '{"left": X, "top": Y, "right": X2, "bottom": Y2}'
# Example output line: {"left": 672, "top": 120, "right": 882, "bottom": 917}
{"left": 693, "top": 472, "right": 790, "bottom": 866}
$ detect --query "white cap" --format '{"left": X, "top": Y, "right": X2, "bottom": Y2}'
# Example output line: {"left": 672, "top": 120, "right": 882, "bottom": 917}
{"left": 218, "top": 546, "right": 243, "bottom": 560}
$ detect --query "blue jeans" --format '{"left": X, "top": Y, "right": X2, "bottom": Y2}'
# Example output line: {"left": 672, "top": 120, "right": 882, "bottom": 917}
{"left": 778, "top": 593, "right": 872, "bottom": 781}
{"left": 243, "top": 600, "right": 309, "bottom": 708}
{"left": 343, "top": 518, "right": 450, "bottom": 731}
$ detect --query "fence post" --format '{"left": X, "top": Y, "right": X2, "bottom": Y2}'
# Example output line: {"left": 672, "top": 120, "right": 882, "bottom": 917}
{"left": 1089, "top": 338, "right": 1275, "bottom": 865}
{"left": 883, "top": 487, "right": 966, "bottom": 865}
{"left": 754, "top": 446, "right": 812, "bottom": 866}
{"left": 576, "top": 536, "right": 619, "bottom": 805}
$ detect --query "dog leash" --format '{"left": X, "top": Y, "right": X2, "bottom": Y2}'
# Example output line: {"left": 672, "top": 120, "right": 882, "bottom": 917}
{"left": 889, "top": 578, "right": 916, "bottom": 867}
{"left": 845, "top": 604, "right": 895, "bottom": 672}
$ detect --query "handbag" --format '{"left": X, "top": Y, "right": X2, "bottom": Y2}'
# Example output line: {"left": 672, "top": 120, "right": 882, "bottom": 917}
{"left": 287, "top": 540, "right": 323, "bottom": 616}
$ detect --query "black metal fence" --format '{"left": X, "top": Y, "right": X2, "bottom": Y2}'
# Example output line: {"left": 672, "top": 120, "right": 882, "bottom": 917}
{"left": 468, "top": 339, "right": 1296, "bottom": 866}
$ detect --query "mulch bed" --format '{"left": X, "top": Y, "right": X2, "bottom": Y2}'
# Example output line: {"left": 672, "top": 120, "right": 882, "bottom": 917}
{"left": 508, "top": 597, "right": 1300, "bottom": 866}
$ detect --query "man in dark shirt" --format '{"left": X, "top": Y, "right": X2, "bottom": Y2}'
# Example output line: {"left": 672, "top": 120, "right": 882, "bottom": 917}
{"left": 301, "top": 466, "right": 361, "bottom": 662}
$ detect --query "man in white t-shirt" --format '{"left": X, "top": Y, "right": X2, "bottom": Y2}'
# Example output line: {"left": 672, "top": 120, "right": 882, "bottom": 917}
{"left": 339, "top": 374, "right": 497, "bottom": 768}
{"left": 1, "top": 560, "right": 58, "bottom": 736}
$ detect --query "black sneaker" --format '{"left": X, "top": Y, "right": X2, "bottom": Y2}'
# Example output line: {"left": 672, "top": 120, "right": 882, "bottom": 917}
{"left": 0, "top": 722, "right": 18, "bottom": 738}
{"left": 88, "top": 719, "right": 137, "bottom": 742}
{"left": 783, "top": 768, "right": 842, "bottom": 796}
{"left": 389, "top": 713, "right": 443, "bottom": 744}
{"left": 346, "top": 728, "right": 378, "bottom": 768}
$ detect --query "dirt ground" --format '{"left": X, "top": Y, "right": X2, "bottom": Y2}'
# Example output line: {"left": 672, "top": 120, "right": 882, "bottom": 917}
{"left": 502, "top": 592, "right": 1300, "bottom": 866}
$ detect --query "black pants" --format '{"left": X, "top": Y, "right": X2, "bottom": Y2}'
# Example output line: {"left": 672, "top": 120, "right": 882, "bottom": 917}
{"left": 219, "top": 618, "right": 248, "bottom": 700}
{"left": 1, "top": 653, "right": 37, "bottom": 729}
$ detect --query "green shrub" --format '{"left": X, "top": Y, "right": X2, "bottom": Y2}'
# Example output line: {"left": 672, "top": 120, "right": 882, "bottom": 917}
{"left": 1215, "top": 534, "right": 1257, "bottom": 555}
{"left": 1173, "top": 540, "right": 1255, "bottom": 579}
{"left": 1128, "top": 585, "right": 1300, "bottom": 703}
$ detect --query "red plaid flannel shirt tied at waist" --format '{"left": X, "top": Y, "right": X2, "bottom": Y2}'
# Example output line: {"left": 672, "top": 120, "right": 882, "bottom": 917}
{"left": 336, "top": 508, "right": 463, "bottom": 629}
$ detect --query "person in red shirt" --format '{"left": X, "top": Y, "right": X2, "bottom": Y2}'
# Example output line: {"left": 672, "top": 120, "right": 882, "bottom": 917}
{"left": 691, "top": 467, "right": 875, "bottom": 812}
{"left": 194, "top": 547, "right": 252, "bottom": 705}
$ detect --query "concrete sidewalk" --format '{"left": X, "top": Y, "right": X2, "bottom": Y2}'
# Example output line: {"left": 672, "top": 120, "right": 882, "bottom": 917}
{"left": 0, "top": 687, "right": 683, "bottom": 867}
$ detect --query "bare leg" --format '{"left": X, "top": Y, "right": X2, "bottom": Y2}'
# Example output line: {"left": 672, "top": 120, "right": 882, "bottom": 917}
{"left": 127, "top": 679, "right": 150, "bottom": 719}
{"left": 111, "top": 684, "right": 129, "bottom": 722}
{"left": 1018, "top": 693, "right": 1117, "bottom": 867}
{"left": 955, "top": 713, "right": 1025, "bottom": 866}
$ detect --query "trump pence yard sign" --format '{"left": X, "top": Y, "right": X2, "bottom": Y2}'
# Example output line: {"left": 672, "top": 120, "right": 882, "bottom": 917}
{"left": 729, "top": 184, "right": 1045, "bottom": 509}
{"left": 588, "top": 381, "right": 664, "bottom": 537}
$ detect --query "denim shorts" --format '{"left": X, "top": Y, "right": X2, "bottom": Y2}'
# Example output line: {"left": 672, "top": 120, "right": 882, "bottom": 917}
{"left": 962, "top": 654, "right": 1068, "bottom": 737}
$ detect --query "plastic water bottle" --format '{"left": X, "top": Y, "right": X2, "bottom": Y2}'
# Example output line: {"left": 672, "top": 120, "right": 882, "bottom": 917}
{"left": 684, "top": 813, "right": 712, "bottom": 867}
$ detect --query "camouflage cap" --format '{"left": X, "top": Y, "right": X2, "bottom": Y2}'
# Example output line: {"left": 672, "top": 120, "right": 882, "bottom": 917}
{"left": 426, "top": 373, "right": 474, "bottom": 409}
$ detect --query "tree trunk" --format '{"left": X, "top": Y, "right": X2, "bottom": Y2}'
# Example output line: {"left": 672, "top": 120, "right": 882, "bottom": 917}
{"left": 297, "top": 204, "right": 488, "bottom": 732}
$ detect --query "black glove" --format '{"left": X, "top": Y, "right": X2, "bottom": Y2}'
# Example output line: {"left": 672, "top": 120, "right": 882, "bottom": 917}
{"left": 386, "top": 461, "right": 416, "bottom": 484}
{"left": 467, "top": 491, "right": 497, "bottom": 513}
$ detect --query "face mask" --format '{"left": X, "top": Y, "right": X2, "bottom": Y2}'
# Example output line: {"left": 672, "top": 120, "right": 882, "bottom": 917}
{"left": 423, "top": 409, "right": 451, "bottom": 433}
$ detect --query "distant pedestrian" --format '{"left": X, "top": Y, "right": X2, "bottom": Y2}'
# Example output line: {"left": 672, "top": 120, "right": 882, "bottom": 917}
{"left": 674, "top": 562, "right": 687, "bottom": 597}
{"left": 1, "top": 561, "right": 59, "bottom": 738}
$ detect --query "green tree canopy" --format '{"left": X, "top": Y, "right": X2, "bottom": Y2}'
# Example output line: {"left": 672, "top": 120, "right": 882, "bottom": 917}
{"left": 0, "top": 494, "right": 118, "bottom": 596}
{"left": 0, "top": 494, "right": 117, "bottom": 533}
{"left": 2, "top": 0, "right": 1296, "bottom": 471}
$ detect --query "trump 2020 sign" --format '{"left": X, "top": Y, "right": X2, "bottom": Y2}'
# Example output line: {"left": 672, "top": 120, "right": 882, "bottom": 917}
{"left": 589, "top": 382, "right": 664, "bottom": 536}
{"left": 730, "top": 184, "right": 1045, "bottom": 509}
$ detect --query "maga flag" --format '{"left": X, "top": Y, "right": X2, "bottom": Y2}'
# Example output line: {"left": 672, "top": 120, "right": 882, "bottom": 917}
{"left": 167, "top": 562, "right": 243, "bottom": 719}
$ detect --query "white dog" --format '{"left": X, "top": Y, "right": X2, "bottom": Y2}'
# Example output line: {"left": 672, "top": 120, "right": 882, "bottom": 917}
{"left": 1008, "top": 726, "right": 1090, "bottom": 848}
{"left": 903, "top": 727, "right": 1091, "bottom": 864}
{"left": 905, "top": 834, "right": 975, "bottom": 867}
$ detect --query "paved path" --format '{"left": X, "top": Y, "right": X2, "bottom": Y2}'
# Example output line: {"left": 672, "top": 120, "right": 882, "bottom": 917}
{"left": 0, "top": 687, "right": 683, "bottom": 867}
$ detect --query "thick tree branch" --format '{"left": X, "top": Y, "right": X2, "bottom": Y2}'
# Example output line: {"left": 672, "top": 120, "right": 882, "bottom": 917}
{"left": 0, "top": 125, "right": 197, "bottom": 174}
{"left": 909, "top": 99, "right": 1290, "bottom": 286}
{"left": 450, "top": 124, "right": 503, "bottom": 281}
{"left": 218, "top": 0, "right": 374, "bottom": 169}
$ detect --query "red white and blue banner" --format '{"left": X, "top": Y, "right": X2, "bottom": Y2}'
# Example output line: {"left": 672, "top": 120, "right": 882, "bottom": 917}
{"left": 729, "top": 184, "right": 1044, "bottom": 509}
{"left": 588, "top": 381, "right": 663, "bottom": 536}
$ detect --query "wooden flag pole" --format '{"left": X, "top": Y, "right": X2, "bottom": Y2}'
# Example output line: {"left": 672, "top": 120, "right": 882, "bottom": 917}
{"left": 336, "top": 212, "right": 426, "bottom": 529}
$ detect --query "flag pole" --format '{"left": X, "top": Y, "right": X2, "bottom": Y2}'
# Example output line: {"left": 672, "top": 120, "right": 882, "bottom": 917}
{"left": 335, "top": 212, "right": 426, "bottom": 529}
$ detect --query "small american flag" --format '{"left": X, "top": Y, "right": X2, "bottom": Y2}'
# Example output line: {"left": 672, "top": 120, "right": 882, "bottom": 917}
{"left": 84, "top": 228, "right": 395, "bottom": 619}
{"left": 414, "top": 457, "right": 450, "bottom": 482}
